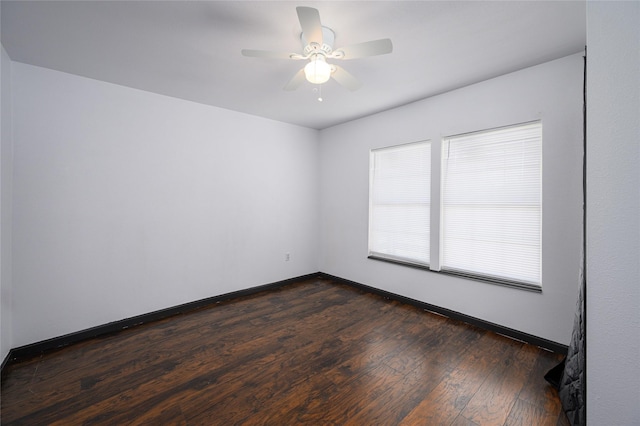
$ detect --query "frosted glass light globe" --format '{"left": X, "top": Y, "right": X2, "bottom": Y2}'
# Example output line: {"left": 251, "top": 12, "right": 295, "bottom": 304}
{"left": 304, "top": 57, "right": 331, "bottom": 84}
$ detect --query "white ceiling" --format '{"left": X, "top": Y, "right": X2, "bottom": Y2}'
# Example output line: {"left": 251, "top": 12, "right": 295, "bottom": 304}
{"left": 1, "top": 1, "right": 586, "bottom": 130}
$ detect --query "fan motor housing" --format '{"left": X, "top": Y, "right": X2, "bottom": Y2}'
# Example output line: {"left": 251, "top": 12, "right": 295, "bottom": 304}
{"left": 301, "top": 26, "right": 335, "bottom": 56}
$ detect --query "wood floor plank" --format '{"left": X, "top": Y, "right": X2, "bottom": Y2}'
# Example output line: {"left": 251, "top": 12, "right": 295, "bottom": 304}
{"left": 54, "top": 291, "right": 367, "bottom": 424}
{"left": 200, "top": 301, "right": 400, "bottom": 424}
{"left": 451, "top": 414, "right": 481, "bottom": 426}
{"left": 399, "top": 330, "right": 518, "bottom": 425}
{"left": 1, "top": 277, "right": 568, "bottom": 425}
{"left": 345, "top": 319, "right": 488, "bottom": 425}
{"left": 504, "top": 398, "right": 560, "bottom": 426}
{"left": 1, "top": 282, "right": 336, "bottom": 413}
{"left": 92, "top": 285, "right": 375, "bottom": 424}
{"left": 2, "top": 282, "right": 341, "bottom": 422}
{"left": 460, "top": 341, "right": 539, "bottom": 425}
{"left": 517, "top": 347, "right": 567, "bottom": 422}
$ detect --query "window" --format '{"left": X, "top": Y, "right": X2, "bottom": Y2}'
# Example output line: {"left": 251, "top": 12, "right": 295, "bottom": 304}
{"left": 368, "top": 141, "right": 431, "bottom": 267}
{"left": 368, "top": 121, "right": 542, "bottom": 291}
{"left": 441, "top": 122, "right": 542, "bottom": 288}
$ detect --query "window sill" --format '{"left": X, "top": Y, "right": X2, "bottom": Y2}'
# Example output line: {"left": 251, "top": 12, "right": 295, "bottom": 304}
{"left": 367, "top": 256, "right": 542, "bottom": 293}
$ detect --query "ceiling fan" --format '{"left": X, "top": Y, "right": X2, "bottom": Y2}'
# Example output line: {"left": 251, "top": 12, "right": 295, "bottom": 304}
{"left": 241, "top": 6, "right": 393, "bottom": 92}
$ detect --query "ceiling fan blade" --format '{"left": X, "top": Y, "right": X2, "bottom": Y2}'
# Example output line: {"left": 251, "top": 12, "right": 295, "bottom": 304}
{"left": 297, "top": 7, "right": 323, "bottom": 46}
{"left": 241, "top": 49, "right": 299, "bottom": 60}
{"left": 284, "top": 69, "right": 306, "bottom": 91}
{"left": 333, "top": 39, "right": 393, "bottom": 59}
{"left": 331, "top": 65, "right": 362, "bottom": 91}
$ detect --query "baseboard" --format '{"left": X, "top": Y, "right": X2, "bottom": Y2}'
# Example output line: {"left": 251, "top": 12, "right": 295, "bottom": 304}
{"left": 4, "top": 272, "right": 322, "bottom": 367}
{"left": 2, "top": 270, "right": 566, "bottom": 376}
{"left": 1, "top": 349, "right": 14, "bottom": 381}
{"left": 319, "top": 272, "right": 568, "bottom": 354}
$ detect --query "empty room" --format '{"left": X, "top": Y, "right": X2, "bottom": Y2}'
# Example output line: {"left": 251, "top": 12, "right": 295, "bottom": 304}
{"left": 0, "top": 1, "right": 638, "bottom": 425}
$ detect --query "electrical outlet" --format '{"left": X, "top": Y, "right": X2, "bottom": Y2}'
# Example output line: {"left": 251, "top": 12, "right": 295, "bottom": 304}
{"left": 285, "top": 253, "right": 290, "bottom": 261}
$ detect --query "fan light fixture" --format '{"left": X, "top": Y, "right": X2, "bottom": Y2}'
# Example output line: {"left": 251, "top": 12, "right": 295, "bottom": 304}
{"left": 304, "top": 55, "right": 332, "bottom": 84}
{"left": 241, "top": 7, "right": 393, "bottom": 92}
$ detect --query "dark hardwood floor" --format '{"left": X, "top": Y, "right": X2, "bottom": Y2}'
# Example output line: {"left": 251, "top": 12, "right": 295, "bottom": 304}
{"left": 1, "top": 277, "right": 569, "bottom": 425}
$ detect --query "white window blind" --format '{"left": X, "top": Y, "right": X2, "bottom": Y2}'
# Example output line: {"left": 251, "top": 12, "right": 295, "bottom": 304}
{"left": 441, "top": 122, "right": 542, "bottom": 287}
{"left": 369, "top": 141, "right": 431, "bottom": 267}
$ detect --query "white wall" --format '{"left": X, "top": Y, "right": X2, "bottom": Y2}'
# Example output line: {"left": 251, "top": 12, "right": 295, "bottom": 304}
{"left": 10, "top": 62, "right": 320, "bottom": 348}
{"left": 1, "top": 43, "right": 14, "bottom": 362}
{"left": 586, "top": 2, "right": 640, "bottom": 424}
{"left": 319, "top": 53, "right": 584, "bottom": 345}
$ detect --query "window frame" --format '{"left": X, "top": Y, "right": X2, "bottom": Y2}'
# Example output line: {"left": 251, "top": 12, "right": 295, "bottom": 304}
{"left": 367, "top": 121, "right": 543, "bottom": 293}
{"left": 368, "top": 140, "right": 432, "bottom": 268}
